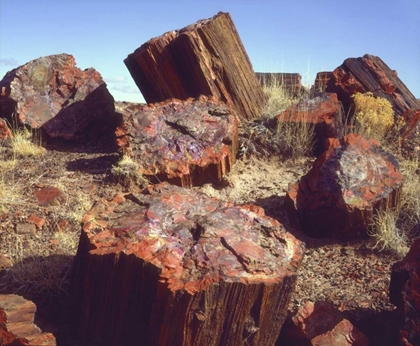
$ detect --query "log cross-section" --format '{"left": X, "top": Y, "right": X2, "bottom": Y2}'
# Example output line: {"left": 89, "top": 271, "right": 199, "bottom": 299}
{"left": 124, "top": 12, "right": 266, "bottom": 121}
{"left": 70, "top": 183, "right": 304, "bottom": 346}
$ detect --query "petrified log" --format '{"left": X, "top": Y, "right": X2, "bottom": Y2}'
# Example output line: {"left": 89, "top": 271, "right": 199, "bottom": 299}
{"left": 279, "top": 301, "right": 369, "bottom": 345}
{"left": 0, "top": 54, "right": 117, "bottom": 140}
{"left": 311, "top": 71, "right": 333, "bottom": 94}
{"left": 70, "top": 182, "right": 304, "bottom": 346}
{"left": 390, "top": 238, "right": 420, "bottom": 346}
{"left": 115, "top": 96, "right": 238, "bottom": 187}
{"left": 285, "top": 133, "right": 403, "bottom": 238}
{"left": 276, "top": 92, "right": 343, "bottom": 155}
{"left": 256, "top": 72, "right": 303, "bottom": 95}
{"left": 124, "top": 12, "right": 266, "bottom": 121}
{"left": 0, "top": 294, "right": 56, "bottom": 345}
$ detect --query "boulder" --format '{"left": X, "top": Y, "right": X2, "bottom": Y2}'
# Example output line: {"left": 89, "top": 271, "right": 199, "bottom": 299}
{"left": 124, "top": 12, "right": 266, "bottom": 121}
{"left": 70, "top": 182, "right": 304, "bottom": 346}
{"left": 0, "top": 294, "right": 56, "bottom": 345}
{"left": 0, "top": 54, "right": 117, "bottom": 140}
{"left": 390, "top": 238, "right": 420, "bottom": 346}
{"left": 256, "top": 72, "right": 304, "bottom": 96}
{"left": 115, "top": 96, "right": 238, "bottom": 188}
{"left": 285, "top": 133, "right": 403, "bottom": 238}
{"left": 276, "top": 92, "right": 343, "bottom": 155}
{"left": 279, "top": 301, "right": 369, "bottom": 345}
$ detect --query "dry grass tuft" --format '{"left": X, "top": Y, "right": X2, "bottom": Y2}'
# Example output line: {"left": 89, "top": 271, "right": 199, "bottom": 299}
{"left": 111, "top": 155, "right": 149, "bottom": 188}
{"left": 10, "top": 127, "right": 45, "bottom": 157}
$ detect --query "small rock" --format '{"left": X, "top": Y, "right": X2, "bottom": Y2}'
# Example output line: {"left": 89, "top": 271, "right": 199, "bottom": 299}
{"left": 16, "top": 223, "right": 36, "bottom": 235}
{"left": 33, "top": 187, "right": 63, "bottom": 206}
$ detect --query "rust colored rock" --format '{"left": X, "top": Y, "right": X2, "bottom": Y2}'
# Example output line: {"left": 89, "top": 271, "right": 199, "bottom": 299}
{"left": 326, "top": 54, "right": 420, "bottom": 138}
{"left": 70, "top": 182, "right": 304, "bottom": 346}
{"left": 285, "top": 133, "right": 403, "bottom": 238}
{"left": 256, "top": 72, "right": 303, "bottom": 96}
{"left": 0, "top": 118, "right": 12, "bottom": 141}
{"left": 390, "top": 238, "right": 420, "bottom": 346}
{"left": 33, "top": 186, "right": 63, "bottom": 206}
{"left": 0, "top": 54, "right": 117, "bottom": 140}
{"left": 115, "top": 96, "right": 238, "bottom": 187}
{"left": 27, "top": 215, "right": 45, "bottom": 229}
{"left": 124, "top": 12, "right": 266, "bottom": 121}
{"left": 280, "top": 301, "right": 369, "bottom": 345}
{"left": 276, "top": 92, "right": 343, "bottom": 155}
{"left": 0, "top": 294, "right": 56, "bottom": 345}
{"left": 311, "top": 71, "right": 334, "bottom": 94}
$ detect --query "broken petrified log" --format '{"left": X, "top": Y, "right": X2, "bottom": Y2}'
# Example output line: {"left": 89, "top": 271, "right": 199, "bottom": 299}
{"left": 279, "top": 301, "right": 369, "bottom": 346}
{"left": 115, "top": 96, "right": 238, "bottom": 188}
{"left": 311, "top": 71, "right": 333, "bottom": 94}
{"left": 285, "top": 133, "right": 403, "bottom": 238}
{"left": 390, "top": 238, "right": 420, "bottom": 346}
{"left": 70, "top": 182, "right": 304, "bottom": 346}
{"left": 256, "top": 72, "right": 304, "bottom": 96}
{"left": 276, "top": 92, "right": 343, "bottom": 156}
{"left": 325, "top": 54, "right": 420, "bottom": 138}
{"left": 0, "top": 54, "right": 117, "bottom": 140}
{"left": 0, "top": 294, "right": 56, "bottom": 345}
{"left": 124, "top": 11, "right": 266, "bottom": 121}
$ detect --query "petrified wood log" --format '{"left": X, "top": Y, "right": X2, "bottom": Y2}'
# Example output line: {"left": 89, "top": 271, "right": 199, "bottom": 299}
{"left": 255, "top": 72, "right": 303, "bottom": 95}
{"left": 311, "top": 71, "right": 333, "bottom": 94}
{"left": 276, "top": 92, "right": 343, "bottom": 156}
{"left": 115, "top": 96, "right": 238, "bottom": 188}
{"left": 70, "top": 182, "right": 304, "bottom": 346}
{"left": 0, "top": 54, "right": 117, "bottom": 140}
{"left": 124, "top": 12, "right": 266, "bottom": 121}
{"left": 285, "top": 133, "right": 403, "bottom": 238}
{"left": 0, "top": 294, "right": 56, "bottom": 345}
{"left": 390, "top": 238, "right": 420, "bottom": 346}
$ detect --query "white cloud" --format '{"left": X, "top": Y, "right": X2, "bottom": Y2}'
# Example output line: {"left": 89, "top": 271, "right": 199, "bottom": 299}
{"left": 111, "top": 84, "right": 139, "bottom": 94}
{"left": 0, "top": 58, "right": 19, "bottom": 66}
{"left": 105, "top": 75, "right": 128, "bottom": 83}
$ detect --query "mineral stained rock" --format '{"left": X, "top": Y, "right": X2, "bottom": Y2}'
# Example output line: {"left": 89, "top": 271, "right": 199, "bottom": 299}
{"left": 390, "top": 238, "right": 420, "bottom": 346}
{"left": 311, "top": 71, "right": 334, "bottom": 94}
{"left": 0, "top": 294, "right": 56, "bottom": 345}
{"left": 124, "top": 11, "right": 266, "bottom": 121}
{"left": 276, "top": 92, "right": 343, "bottom": 155}
{"left": 0, "top": 54, "right": 117, "bottom": 140}
{"left": 279, "top": 301, "right": 369, "bottom": 346}
{"left": 285, "top": 133, "right": 403, "bottom": 238}
{"left": 115, "top": 96, "right": 238, "bottom": 187}
{"left": 0, "top": 118, "right": 12, "bottom": 141}
{"left": 256, "top": 72, "right": 304, "bottom": 96}
{"left": 71, "top": 182, "right": 304, "bottom": 346}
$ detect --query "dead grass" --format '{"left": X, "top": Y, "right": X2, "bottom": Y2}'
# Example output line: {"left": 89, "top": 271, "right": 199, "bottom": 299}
{"left": 9, "top": 127, "right": 45, "bottom": 157}
{"left": 111, "top": 154, "right": 149, "bottom": 188}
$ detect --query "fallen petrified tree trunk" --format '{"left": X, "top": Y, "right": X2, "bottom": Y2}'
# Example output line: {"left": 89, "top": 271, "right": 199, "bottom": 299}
{"left": 124, "top": 12, "right": 266, "bottom": 121}
{"left": 255, "top": 72, "right": 304, "bottom": 96}
{"left": 115, "top": 96, "right": 238, "bottom": 187}
{"left": 70, "top": 183, "right": 304, "bottom": 346}
{"left": 0, "top": 294, "right": 56, "bottom": 345}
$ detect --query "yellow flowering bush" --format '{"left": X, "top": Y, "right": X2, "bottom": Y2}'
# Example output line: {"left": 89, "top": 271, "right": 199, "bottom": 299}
{"left": 351, "top": 92, "right": 394, "bottom": 142}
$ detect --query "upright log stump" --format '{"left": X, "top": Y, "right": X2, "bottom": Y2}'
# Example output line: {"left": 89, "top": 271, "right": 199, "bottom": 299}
{"left": 71, "top": 183, "right": 304, "bottom": 346}
{"left": 124, "top": 12, "right": 266, "bottom": 121}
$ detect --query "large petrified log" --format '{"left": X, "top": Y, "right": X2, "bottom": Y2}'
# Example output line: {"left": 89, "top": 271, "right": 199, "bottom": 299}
{"left": 276, "top": 92, "right": 343, "bottom": 156}
{"left": 285, "top": 133, "right": 403, "bottom": 238}
{"left": 279, "top": 301, "right": 369, "bottom": 345}
{"left": 70, "top": 182, "right": 304, "bottom": 346}
{"left": 0, "top": 54, "right": 117, "bottom": 140}
{"left": 0, "top": 294, "right": 56, "bottom": 345}
{"left": 390, "top": 238, "right": 420, "bottom": 346}
{"left": 124, "top": 12, "right": 266, "bottom": 121}
{"left": 256, "top": 72, "right": 303, "bottom": 96}
{"left": 326, "top": 54, "right": 420, "bottom": 137}
{"left": 115, "top": 96, "right": 238, "bottom": 188}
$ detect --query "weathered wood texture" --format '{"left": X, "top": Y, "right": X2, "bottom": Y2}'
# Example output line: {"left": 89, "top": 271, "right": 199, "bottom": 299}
{"left": 124, "top": 12, "right": 266, "bottom": 121}
{"left": 255, "top": 72, "right": 303, "bottom": 95}
{"left": 70, "top": 183, "right": 304, "bottom": 346}
{"left": 326, "top": 54, "right": 420, "bottom": 137}
{"left": 115, "top": 96, "right": 238, "bottom": 188}
{"left": 0, "top": 294, "right": 56, "bottom": 345}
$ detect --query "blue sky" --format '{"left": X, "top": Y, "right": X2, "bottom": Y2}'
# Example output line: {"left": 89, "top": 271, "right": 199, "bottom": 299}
{"left": 1, "top": 0, "right": 419, "bottom": 102}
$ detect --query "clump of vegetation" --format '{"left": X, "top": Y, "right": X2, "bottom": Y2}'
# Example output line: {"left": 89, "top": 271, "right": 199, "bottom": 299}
{"left": 10, "top": 127, "right": 45, "bottom": 157}
{"left": 351, "top": 92, "right": 394, "bottom": 142}
{"left": 111, "top": 154, "right": 149, "bottom": 188}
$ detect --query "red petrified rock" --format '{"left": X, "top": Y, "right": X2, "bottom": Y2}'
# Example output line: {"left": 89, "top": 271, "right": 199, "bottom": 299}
{"left": 124, "top": 12, "right": 266, "bottom": 121}
{"left": 280, "top": 301, "right": 369, "bottom": 345}
{"left": 256, "top": 72, "right": 304, "bottom": 96}
{"left": 0, "top": 294, "right": 56, "bottom": 345}
{"left": 390, "top": 238, "right": 420, "bottom": 346}
{"left": 0, "top": 118, "right": 12, "bottom": 141}
{"left": 276, "top": 92, "right": 343, "bottom": 155}
{"left": 70, "top": 182, "right": 304, "bottom": 346}
{"left": 311, "top": 71, "right": 334, "bottom": 94}
{"left": 0, "top": 54, "right": 117, "bottom": 140}
{"left": 115, "top": 96, "right": 238, "bottom": 187}
{"left": 285, "top": 133, "right": 403, "bottom": 238}
{"left": 33, "top": 187, "right": 63, "bottom": 206}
